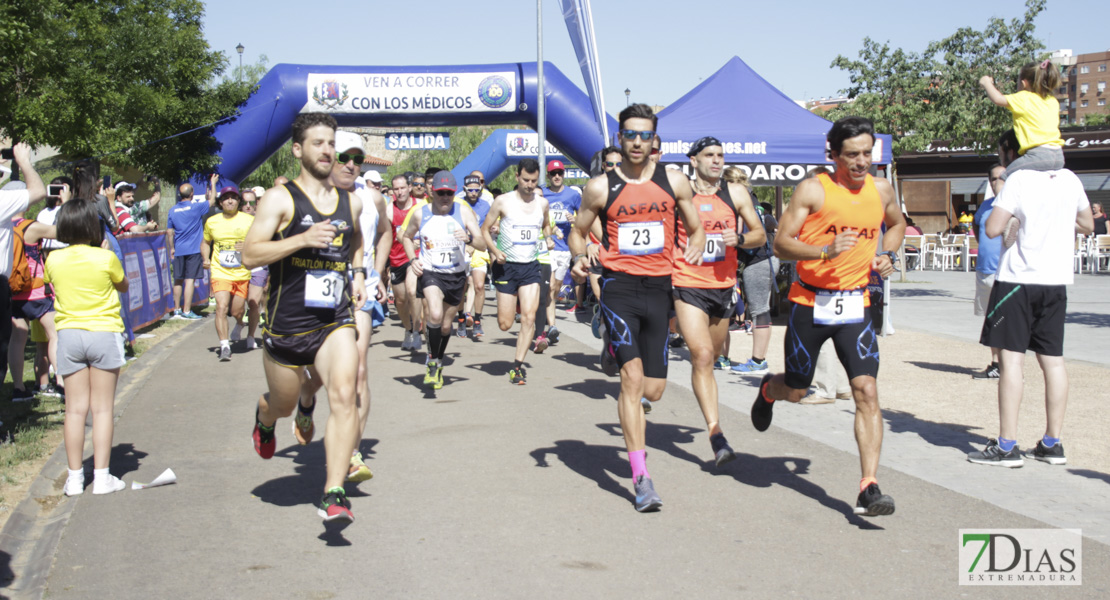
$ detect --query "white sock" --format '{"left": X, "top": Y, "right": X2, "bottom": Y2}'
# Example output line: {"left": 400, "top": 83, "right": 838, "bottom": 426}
{"left": 93, "top": 467, "right": 109, "bottom": 481}
{"left": 68, "top": 468, "right": 84, "bottom": 481}
{"left": 220, "top": 339, "right": 230, "bottom": 348}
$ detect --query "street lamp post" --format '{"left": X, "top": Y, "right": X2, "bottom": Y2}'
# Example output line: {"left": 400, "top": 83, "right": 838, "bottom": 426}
{"left": 625, "top": 88, "right": 630, "bottom": 106}
{"left": 236, "top": 43, "right": 245, "bottom": 82}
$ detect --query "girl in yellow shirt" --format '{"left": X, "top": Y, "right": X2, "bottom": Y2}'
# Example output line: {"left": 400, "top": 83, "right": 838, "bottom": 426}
{"left": 43, "top": 197, "right": 130, "bottom": 496}
{"left": 980, "top": 60, "right": 1065, "bottom": 180}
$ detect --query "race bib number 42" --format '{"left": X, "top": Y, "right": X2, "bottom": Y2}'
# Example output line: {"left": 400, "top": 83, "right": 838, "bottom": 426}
{"left": 305, "top": 269, "right": 343, "bottom": 308}
{"left": 813, "top": 289, "right": 864, "bottom": 325}
{"left": 618, "top": 221, "right": 664, "bottom": 255}
{"left": 217, "top": 249, "right": 242, "bottom": 269}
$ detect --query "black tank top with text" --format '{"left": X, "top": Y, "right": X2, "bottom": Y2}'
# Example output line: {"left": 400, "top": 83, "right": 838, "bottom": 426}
{"left": 266, "top": 182, "right": 355, "bottom": 335}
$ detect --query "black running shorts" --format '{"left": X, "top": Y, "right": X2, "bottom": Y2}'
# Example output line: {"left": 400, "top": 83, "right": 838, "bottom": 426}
{"left": 673, "top": 286, "right": 736, "bottom": 320}
{"left": 263, "top": 320, "right": 355, "bottom": 368}
{"left": 782, "top": 302, "right": 879, "bottom": 390}
{"left": 417, "top": 271, "right": 468, "bottom": 307}
{"left": 389, "top": 262, "right": 410, "bottom": 286}
{"left": 979, "top": 281, "right": 1066, "bottom": 357}
{"left": 490, "top": 260, "right": 542, "bottom": 294}
{"left": 599, "top": 270, "right": 673, "bottom": 379}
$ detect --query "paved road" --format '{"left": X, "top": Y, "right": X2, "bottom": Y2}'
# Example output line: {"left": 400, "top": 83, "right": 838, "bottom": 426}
{"left": 2, "top": 274, "right": 1109, "bottom": 598}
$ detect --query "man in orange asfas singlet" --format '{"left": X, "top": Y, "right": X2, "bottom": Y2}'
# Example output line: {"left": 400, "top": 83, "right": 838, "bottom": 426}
{"left": 749, "top": 116, "right": 906, "bottom": 518}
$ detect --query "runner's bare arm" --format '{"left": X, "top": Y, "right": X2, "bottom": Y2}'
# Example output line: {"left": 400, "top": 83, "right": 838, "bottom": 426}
{"left": 873, "top": 178, "right": 906, "bottom": 277}
{"left": 348, "top": 194, "right": 367, "bottom": 309}
{"left": 569, "top": 176, "right": 607, "bottom": 282}
{"left": 372, "top": 193, "right": 392, "bottom": 283}
{"left": 200, "top": 237, "right": 212, "bottom": 270}
{"left": 773, "top": 178, "right": 852, "bottom": 261}
{"left": 728, "top": 182, "right": 765, "bottom": 249}
{"left": 984, "top": 204, "right": 1013, "bottom": 239}
{"left": 670, "top": 171, "right": 704, "bottom": 265}
{"left": 401, "top": 209, "right": 423, "bottom": 276}
{"left": 242, "top": 187, "right": 334, "bottom": 268}
{"left": 206, "top": 173, "right": 218, "bottom": 208}
{"left": 541, "top": 198, "right": 555, "bottom": 250}
{"left": 463, "top": 209, "right": 487, "bottom": 252}
{"left": 481, "top": 196, "right": 506, "bottom": 263}
{"left": 1076, "top": 206, "right": 1095, "bottom": 236}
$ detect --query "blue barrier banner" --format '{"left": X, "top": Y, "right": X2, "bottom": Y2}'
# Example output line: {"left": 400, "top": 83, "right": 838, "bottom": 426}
{"left": 117, "top": 233, "right": 188, "bottom": 331}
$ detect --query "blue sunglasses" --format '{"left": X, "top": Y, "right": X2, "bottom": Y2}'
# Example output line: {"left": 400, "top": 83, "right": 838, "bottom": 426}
{"left": 620, "top": 129, "right": 655, "bottom": 141}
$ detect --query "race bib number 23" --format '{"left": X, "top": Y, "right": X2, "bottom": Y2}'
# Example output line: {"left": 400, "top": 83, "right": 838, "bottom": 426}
{"left": 618, "top": 221, "right": 664, "bottom": 256}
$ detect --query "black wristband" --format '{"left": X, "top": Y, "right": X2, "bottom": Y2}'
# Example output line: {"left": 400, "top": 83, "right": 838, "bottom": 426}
{"left": 738, "top": 233, "right": 746, "bottom": 247}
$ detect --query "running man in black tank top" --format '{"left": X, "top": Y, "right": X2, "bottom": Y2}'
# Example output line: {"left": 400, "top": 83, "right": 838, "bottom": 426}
{"left": 242, "top": 113, "right": 368, "bottom": 524}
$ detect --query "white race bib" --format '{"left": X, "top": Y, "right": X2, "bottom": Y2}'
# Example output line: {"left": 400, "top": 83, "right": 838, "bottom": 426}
{"left": 551, "top": 208, "right": 570, "bottom": 224}
{"left": 813, "top": 289, "right": 865, "bottom": 325}
{"left": 427, "top": 239, "right": 462, "bottom": 269}
{"left": 510, "top": 224, "right": 540, "bottom": 249}
{"left": 702, "top": 233, "right": 726, "bottom": 263}
{"left": 217, "top": 249, "right": 242, "bottom": 269}
{"left": 618, "top": 221, "right": 664, "bottom": 255}
{"left": 305, "top": 269, "right": 343, "bottom": 308}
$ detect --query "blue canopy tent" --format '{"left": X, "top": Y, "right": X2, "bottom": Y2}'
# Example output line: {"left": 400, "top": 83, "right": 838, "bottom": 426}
{"left": 656, "top": 56, "right": 892, "bottom": 188}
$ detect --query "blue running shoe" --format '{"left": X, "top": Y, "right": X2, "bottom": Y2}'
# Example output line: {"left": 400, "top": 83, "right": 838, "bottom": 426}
{"left": 590, "top": 310, "right": 602, "bottom": 339}
{"left": 633, "top": 475, "right": 662, "bottom": 512}
{"left": 714, "top": 356, "right": 731, "bottom": 370}
{"left": 731, "top": 358, "right": 769, "bottom": 375}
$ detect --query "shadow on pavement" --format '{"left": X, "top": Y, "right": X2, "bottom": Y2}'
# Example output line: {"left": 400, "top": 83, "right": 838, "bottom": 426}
{"left": 1065, "top": 312, "right": 1110, "bottom": 328}
{"left": 555, "top": 379, "right": 618, "bottom": 401}
{"left": 1067, "top": 468, "right": 1110, "bottom": 485}
{"left": 392, "top": 374, "right": 437, "bottom": 399}
{"left": 463, "top": 360, "right": 516, "bottom": 377}
{"left": 882, "top": 408, "right": 989, "bottom": 455}
{"left": 890, "top": 288, "right": 955, "bottom": 298}
{"left": 529, "top": 440, "right": 633, "bottom": 504}
{"left": 905, "top": 360, "right": 980, "bottom": 376}
{"left": 82, "top": 443, "right": 147, "bottom": 478}
{"left": 254, "top": 444, "right": 330, "bottom": 507}
{"left": 551, "top": 351, "right": 601, "bottom": 371}
{"left": 318, "top": 520, "right": 353, "bottom": 546}
{"left": 0, "top": 550, "right": 11, "bottom": 590}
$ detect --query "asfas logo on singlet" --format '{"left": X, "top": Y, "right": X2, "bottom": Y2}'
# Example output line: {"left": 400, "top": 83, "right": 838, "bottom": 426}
{"left": 615, "top": 199, "right": 672, "bottom": 217}
{"left": 823, "top": 225, "right": 879, "bottom": 239}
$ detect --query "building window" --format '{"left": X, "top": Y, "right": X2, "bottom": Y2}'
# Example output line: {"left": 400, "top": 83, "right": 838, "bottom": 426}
{"left": 1100, "top": 64, "right": 1107, "bottom": 72}
{"left": 1080, "top": 66, "right": 1090, "bottom": 74}
{"left": 1081, "top": 83, "right": 1089, "bottom": 94}
{"left": 1099, "top": 99, "right": 1107, "bottom": 106}
{"left": 1099, "top": 82, "right": 1107, "bottom": 93}
{"left": 1081, "top": 100, "right": 1089, "bottom": 107}
{"left": 1070, "top": 101, "right": 1076, "bottom": 109}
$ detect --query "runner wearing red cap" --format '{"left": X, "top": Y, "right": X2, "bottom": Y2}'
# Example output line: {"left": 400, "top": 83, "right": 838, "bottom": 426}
{"left": 538, "top": 159, "right": 581, "bottom": 348}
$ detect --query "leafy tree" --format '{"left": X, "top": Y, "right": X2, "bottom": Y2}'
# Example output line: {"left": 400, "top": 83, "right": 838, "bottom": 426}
{"left": 0, "top": 0, "right": 251, "bottom": 181}
{"left": 1083, "top": 109, "right": 1110, "bottom": 127}
{"left": 827, "top": 0, "right": 1048, "bottom": 155}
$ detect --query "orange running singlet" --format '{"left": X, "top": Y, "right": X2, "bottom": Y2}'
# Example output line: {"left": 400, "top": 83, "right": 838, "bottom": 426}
{"left": 599, "top": 167, "right": 677, "bottom": 277}
{"left": 788, "top": 172, "right": 884, "bottom": 307}
{"left": 672, "top": 186, "right": 737, "bottom": 289}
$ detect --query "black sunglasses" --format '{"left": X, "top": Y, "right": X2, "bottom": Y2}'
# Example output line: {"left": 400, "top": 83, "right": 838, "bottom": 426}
{"left": 435, "top": 190, "right": 455, "bottom": 197}
{"left": 605, "top": 161, "right": 621, "bottom": 168}
{"left": 620, "top": 129, "right": 655, "bottom": 141}
{"left": 337, "top": 152, "right": 365, "bottom": 165}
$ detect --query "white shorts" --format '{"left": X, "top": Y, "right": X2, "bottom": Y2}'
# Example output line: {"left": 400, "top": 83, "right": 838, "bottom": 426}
{"left": 974, "top": 271, "right": 995, "bottom": 316}
{"left": 551, "top": 250, "right": 572, "bottom": 282}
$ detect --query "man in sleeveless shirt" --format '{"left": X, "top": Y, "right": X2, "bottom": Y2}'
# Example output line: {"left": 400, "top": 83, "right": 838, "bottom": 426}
{"left": 403, "top": 171, "right": 485, "bottom": 389}
{"left": 242, "top": 113, "right": 368, "bottom": 524}
{"left": 290, "top": 129, "right": 391, "bottom": 484}
{"left": 673, "top": 136, "right": 765, "bottom": 467}
{"left": 481, "top": 159, "right": 554, "bottom": 386}
{"left": 750, "top": 116, "right": 905, "bottom": 517}
{"left": 388, "top": 173, "right": 422, "bottom": 352}
{"left": 569, "top": 104, "right": 705, "bottom": 512}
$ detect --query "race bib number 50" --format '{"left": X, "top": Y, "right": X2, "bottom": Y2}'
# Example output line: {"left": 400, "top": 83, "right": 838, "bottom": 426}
{"left": 618, "top": 221, "right": 664, "bottom": 255}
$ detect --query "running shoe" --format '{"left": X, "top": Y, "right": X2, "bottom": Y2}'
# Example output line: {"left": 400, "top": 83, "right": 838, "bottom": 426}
{"left": 218, "top": 345, "right": 232, "bottom": 361}
{"left": 456, "top": 322, "right": 467, "bottom": 338}
{"left": 473, "top": 321, "right": 485, "bottom": 338}
{"left": 668, "top": 332, "right": 684, "bottom": 348}
{"left": 412, "top": 332, "right": 423, "bottom": 353}
{"left": 967, "top": 439, "right": 1023, "bottom": 468}
{"left": 1029, "top": 440, "right": 1067, "bottom": 465}
{"left": 565, "top": 304, "right": 582, "bottom": 315}
{"left": 508, "top": 367, "right": 527, "bottom": 385}
{"left": 640, "top": 397, "right": 652, "bottom": 414}
{"left": 853, "top": 482, "right": 895, "bottom": 516}
{"left": 590, "top": 309, "right": 602, "bottom": 339}
{"left": 731, "top": 358, "right": 769, "bottom": 375}
{"left": 532, "top": 334, "right": 549, "bottom": 354}
{"left": 633, "top": 475, "right": 662, "bottom": 512}
{"left": 546, "top": 326, "right": 560, "bottom": 345}
{"left": 600, "top": 335, "right": 619, "bottom": 377}
{"left": 231, "top": 321, "right": 243, "bottom": 341}
{"left": 433, "top": 363, "right": 445, "bottom": 390}
{"left": 293, "top": 396, "right": 315, "bottom": 445}
{"left": 92, "top": 474, "right": 126, "bottom": 495}
{"left": 245, "top": 337, "right": 258, "bottom": 350}
{"left": 182, "top": 311, "right": 203, "bottom": 320}
{"left": 347, "top": 452, "right": 374, "bottom": 482}
{"left": 253, "top": 410, "right": 276, "bottom": 459}
{"left": 318, "top": 487, "right": 354, "bottom": 523}
{"left": 11, "top": 387, "right": 35, "bottom": 402}
{"left": 36, "top": 384, "right": 63, "bottom": 398}
{"left": 171, "top": 309, "right": 185, "bottom": 320}
{"left": 424, "top": 360, "right": 439, "bottom": 387}
{"left": 710, "top": 433, "right": 736, "bottom": 467}
{"left": 750, "top": 374, "right": 775, "bottom": 432}
{"left": 64, "top": 474, "right": 85, "bottom": 497}
{"left": 401, "top": 330, "right": 412, "bottom": 350}
{"left": 714, "top": 356, "right": 731, "bottom": 370}
{"left": 972, "top": 363, "right": 1000, "bottom": 379}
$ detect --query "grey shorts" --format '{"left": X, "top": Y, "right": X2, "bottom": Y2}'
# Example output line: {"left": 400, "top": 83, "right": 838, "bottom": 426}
{"left": 741, "top": 257, "right": 780, "bottom": 317}
{"left": 974, "top": 271, "right": 995, "bottom": 316}
{"left": 57, "top": 329, "right": 126, "bottom": 376}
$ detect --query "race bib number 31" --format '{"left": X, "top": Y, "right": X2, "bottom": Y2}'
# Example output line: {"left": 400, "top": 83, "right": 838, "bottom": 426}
{"left": 618, "top": 221, "right": 664, "bottom": 255}
{"left": 813, "top": 289, "right": 864, "bottom": 325}
{"left": 305, "top": 269, "right": 343, "bottom": 308}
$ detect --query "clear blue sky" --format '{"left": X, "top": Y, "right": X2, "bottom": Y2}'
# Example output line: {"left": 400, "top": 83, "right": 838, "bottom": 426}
{"left": 205, "top": 0, "right": 1106, "bottom": 112}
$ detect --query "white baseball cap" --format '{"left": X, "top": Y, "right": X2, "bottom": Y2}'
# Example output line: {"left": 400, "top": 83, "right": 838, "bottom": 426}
{"left": 365, "top": 171, "right": 383, "bottom": 183}
{"left": 335, "top": 130, "right": 364, "bottom": 154}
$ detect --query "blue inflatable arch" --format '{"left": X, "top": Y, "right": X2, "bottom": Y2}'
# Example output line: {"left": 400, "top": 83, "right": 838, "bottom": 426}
{"left": 205, "top": 62, "right": 616, "bottom": 191}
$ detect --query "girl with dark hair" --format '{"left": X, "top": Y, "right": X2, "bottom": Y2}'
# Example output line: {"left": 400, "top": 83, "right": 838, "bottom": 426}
{"left": 44, "top": 199, "right": 130, "bottom": 496}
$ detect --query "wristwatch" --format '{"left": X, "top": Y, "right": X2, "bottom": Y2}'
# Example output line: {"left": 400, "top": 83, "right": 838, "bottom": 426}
{"left": 348, "top": 266, "right": 367, "bottom": 276}
{"left": 879, "top": 250, "right": 897, "bottom": 262}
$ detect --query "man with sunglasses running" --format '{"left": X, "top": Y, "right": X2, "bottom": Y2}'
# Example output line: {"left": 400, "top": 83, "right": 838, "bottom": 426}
{"left": 569, "top": 104, "right": 704, "bottom": 512}
{"left": 482, "top": 159, "right": 554, "bottom": 385}
{"left": 244, "top": 113, "right": 368, "bottom": 524}
{"left": 458, "top": 174, "right": 493, "bottom": 338}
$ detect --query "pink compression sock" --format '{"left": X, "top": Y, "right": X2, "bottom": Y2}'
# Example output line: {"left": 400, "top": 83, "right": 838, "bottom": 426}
{"left": 629, "top": 449, "right": 649, "bottom": 480}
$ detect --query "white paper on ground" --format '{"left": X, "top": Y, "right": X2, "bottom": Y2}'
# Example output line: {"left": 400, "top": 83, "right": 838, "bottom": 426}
{"left": 131, "top": 468, "right": 177, "bottom": 490}
{"left": 136, "top": 333, "right": 156, "bottom": 339}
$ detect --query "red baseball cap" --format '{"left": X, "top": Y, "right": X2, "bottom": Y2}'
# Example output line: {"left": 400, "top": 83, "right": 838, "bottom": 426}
{"left": 546, "top": 159, "right": 565, "bottom": 173}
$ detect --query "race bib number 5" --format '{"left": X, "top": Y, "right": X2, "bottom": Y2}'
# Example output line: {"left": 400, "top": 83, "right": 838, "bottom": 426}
{"left": 618, "top": 221, "right": 664, "bottom": 255}
{"left": 305, "top": 269, "right": 343, "bottom": 308}
{"left": 813, "top": 289, "right": 864, "bottom": 325}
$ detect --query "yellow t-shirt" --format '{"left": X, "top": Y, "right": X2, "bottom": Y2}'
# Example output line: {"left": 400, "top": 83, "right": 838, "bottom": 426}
{"left": 203, "top": 212, "right": 254, "bottom": 281}
{"left": 44, "top": 245, "right": 125, "bottom": 332}
{"left": 1005, "top": 90, "right": 1064, "bottom": 155}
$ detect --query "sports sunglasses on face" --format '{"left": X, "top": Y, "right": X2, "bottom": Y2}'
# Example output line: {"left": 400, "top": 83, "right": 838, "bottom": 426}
{"left": 620, "top": 129, "right": 655, "bottom": 141}
{"left": 337, "top": 152, "right": 366, "bottom": 165}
